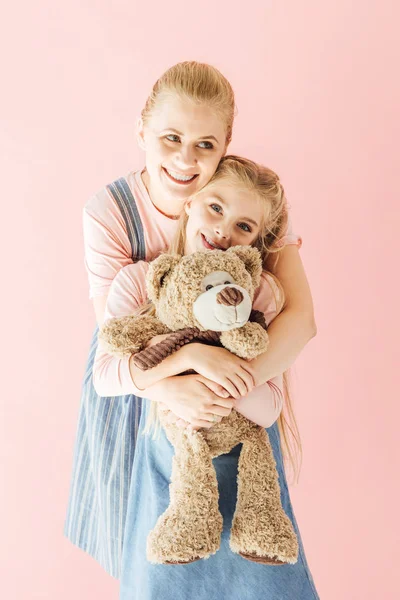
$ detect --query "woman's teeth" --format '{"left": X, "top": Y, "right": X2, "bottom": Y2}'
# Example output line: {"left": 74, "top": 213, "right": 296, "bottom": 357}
{"left": 164, "top": 168, "right": 197, "bottom": 183}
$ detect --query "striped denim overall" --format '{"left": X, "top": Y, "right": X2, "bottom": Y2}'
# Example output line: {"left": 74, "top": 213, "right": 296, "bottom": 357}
{"left": 64, "top": 177, "right": 145, "bottom": 579}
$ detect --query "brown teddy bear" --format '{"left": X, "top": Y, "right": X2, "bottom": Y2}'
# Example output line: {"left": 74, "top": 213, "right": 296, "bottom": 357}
{"left": 99, "top": 246, "right": 299, "bottom": 566}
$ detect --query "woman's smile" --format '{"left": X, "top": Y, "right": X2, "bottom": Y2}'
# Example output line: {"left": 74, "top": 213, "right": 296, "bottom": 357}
{"left": 162, "top": 166, "right": 199, "bottom": 186}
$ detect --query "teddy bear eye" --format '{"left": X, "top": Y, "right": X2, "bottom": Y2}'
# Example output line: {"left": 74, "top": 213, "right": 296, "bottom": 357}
{"left": 206, "top": 284, "right": 214, "bottom": 291}
{"left": 224, "top": 281, "right": 231, "bottom": 285}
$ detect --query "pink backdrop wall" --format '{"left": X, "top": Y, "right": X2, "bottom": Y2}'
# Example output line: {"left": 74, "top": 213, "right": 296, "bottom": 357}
{"left": 1, "top": 1, "right": 399, "bottom": 598}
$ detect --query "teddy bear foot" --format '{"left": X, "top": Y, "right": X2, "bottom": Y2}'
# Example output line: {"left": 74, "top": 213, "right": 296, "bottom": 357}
{"left": 238, "top": 551, "right": 286, "bottom": 565}
{"left": 147, "top": 509, "right": 223, "bottom": 565}
{"left": 229, "top": 513, "right": 299, "bottom": 565}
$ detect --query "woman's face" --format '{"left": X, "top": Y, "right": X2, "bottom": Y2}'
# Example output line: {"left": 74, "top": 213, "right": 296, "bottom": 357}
{"left": 138, "top": 95, "right": 228, "bottom": 216}
{"left": 184, "top": 180, "right": 264, "bottom": 255}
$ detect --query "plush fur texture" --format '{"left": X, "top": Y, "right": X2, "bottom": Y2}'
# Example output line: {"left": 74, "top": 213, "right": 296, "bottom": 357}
{"left": 99, "top": 246, "right": 299, "bottom": 566}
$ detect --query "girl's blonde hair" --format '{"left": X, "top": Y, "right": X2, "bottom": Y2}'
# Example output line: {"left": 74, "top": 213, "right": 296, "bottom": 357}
{"left": 140, "top": 154, "right": 302, "bottom": 483}
{"left": 141, "top": 61, "right": 236, "bottom": 145}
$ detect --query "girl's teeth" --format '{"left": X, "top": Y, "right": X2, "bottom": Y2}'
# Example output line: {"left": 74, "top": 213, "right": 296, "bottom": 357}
{"left": 166, "top": 169, "right": 196, "bottom": 182}
{"left": 204, "top": 235, "right": 222, "bottom": 249}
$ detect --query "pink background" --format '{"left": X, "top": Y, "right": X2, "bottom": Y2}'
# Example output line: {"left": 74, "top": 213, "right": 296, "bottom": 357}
{"left": 1, "top": 1, "right": 399, "bottom": 598}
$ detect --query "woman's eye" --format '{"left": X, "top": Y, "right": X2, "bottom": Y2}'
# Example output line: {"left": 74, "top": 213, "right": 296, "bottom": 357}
{"left": 211, "top": 203, "right": 222, "bottom": 213}
{"left": 165, "top": 134, "right": 180, "bottom": 142}
{"left": 238, "top": 223, "right": 251, "bottom": 232}
{"left": 206, "top": 284, "right": 214, "bottom": 291}
{"left": 198, "top": 141, "right": 214, "bottom": 149}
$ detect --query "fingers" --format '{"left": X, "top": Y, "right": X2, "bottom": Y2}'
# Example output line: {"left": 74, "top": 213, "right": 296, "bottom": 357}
{"left": 205, "top": 404, "right": 233, "bottom": 419}
{"left": 238, "top": 364, "right": 256, "bottom": 389}
{"left": 187, "top": 419, "right": 217, "bottom": 430}
{"left": 198, "top": 377, "right": 230, "bottom": 399}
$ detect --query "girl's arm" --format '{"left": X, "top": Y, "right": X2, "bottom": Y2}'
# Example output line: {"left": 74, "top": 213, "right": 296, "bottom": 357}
{"left": 251, "top": 245, "right": 317, "bottom": 385}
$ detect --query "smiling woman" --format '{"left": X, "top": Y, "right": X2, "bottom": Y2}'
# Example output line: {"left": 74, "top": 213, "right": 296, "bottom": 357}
{"left": 137, "top": 95, "right": 229, "bottom": 216}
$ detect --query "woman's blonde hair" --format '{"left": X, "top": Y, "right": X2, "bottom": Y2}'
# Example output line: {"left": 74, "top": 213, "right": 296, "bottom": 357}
{"left": 141, "top": 61, "right": 236, "bottom": 145}
{"left": 140, "top": 155, "right": 303, "bottom": 483}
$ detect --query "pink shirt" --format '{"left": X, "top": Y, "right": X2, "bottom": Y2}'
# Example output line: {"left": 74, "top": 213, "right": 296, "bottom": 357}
{"left": 93, "top": 262, "right": 286, "bottom": 428}
{"left": 83, "top": 169, "right": 302, "bottom": 299}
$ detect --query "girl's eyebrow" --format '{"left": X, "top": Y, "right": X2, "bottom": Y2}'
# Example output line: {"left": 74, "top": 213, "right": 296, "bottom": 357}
{"left": 161, "top": 128, "right": 219, "bottom": 143}
{"left": 211, "top": 194, "right": 259, "bottom": 227}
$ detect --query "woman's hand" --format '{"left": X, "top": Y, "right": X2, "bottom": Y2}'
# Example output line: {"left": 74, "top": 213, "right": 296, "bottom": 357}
{"left": 184, "top": 343, "right": 256, "bottom": 398}
{"left": 148, "top": 373, "right": 236, "bottom": 430}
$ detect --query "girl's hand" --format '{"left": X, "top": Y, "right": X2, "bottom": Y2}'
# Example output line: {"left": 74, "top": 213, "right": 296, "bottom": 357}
{"left": 185, "top": 343, "right": 256, "bottom": 399}
{"left": 151, "top": 374, "right": 236, "bottom": 430}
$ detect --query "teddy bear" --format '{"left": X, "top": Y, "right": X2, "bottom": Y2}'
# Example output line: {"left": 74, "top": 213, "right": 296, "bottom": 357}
{"left": 99, "top": 245, "right": 299, "bottom": 566}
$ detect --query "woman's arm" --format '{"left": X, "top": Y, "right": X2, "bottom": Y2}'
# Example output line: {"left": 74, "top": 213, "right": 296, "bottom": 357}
{"left": 83, "top": 188, "right": 138, "bottom": 324}
{"left": 93, "top": 296, "right": 108, "bottom": 325}
{"left": 251, "top": 245, "right": 317, "bottom": 386}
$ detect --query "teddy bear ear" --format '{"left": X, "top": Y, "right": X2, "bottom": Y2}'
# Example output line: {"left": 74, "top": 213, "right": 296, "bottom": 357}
{"left": 146, "top": 253, "right": 181, "bottom": 303}
{"left": 226, "top": 245, "right": 263, "bottom": 288}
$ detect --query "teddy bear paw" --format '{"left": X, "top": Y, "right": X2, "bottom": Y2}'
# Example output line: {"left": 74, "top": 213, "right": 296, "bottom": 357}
{"left": 146, "top": 508, "right": 223, "bottom": 565}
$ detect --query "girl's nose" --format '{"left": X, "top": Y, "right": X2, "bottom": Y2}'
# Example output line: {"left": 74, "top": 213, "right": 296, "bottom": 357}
{"left": 215, "top": 225, "right": 230, "bottom": 240}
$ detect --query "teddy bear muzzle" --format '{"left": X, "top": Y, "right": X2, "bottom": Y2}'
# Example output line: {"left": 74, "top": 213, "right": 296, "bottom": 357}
{"left": 193, "top": 284, "right": 252, "bottom": 331}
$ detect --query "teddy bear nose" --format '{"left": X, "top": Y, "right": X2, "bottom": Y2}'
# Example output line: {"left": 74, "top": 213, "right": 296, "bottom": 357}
{"left": 216, "top": 287, "right": 244, "bottom": 307}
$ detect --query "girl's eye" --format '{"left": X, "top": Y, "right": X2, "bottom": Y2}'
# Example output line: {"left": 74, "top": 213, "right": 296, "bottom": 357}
{"left": 206, "top": 284, "right": 214, "bottom": 291}
{"left": 165, "top": 134, "right": 180, "bottom": 142}
{"left": 238, "top": 223, "right": 251, "bottom": 232}
{"left": 211, "top": 203, "right": 222, "bottom": 213}
{"left": 198, "top": 141, "right": 214, "bottom": 149}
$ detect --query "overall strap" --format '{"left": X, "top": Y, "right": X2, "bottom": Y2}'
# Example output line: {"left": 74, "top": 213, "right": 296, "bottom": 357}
{"left": 106, "top": 177, "right": 146, "bottom": 262}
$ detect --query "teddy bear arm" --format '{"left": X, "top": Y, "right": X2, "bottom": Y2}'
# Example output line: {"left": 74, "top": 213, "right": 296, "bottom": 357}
{"left": 220, "top": 322, "right": 269, "bottom": 360}
{"left": 98, "top": 314, "right": 169, "bottom": 357}
{"left": 249, "top": 309, "right": 268, "bottom": 331}
{"left": 133, "top": 327, "right": 206, "bottom": 370}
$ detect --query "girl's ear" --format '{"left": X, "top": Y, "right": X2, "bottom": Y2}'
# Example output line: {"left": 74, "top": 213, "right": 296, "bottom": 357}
{"left": 146, "top": 253, "right": 181, "bottom": 303}
{"left": 136, "top": 118, "right": 146, "bottom": 151}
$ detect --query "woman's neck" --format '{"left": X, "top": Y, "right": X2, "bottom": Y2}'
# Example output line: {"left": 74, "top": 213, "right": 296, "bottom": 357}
{"left": 141, "top": 169, "right": 181, "bottom": 220}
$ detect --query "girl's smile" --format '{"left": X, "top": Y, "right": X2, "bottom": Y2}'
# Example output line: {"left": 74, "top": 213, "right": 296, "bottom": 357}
{"left": 200, "top": 233, "right": 227, "bottom": 250}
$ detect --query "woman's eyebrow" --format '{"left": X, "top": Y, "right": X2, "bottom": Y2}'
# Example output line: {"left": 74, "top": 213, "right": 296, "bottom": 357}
{"left": 161, "top": 128, "right": 219, "bottom": 143}
{"left": 211, "top": 194, "right": 259, "bottom": 227}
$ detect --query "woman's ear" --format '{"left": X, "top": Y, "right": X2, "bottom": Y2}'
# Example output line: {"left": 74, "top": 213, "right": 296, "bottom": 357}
{"left": 136, "top": 118, "right": 146, "bottom": 151}
{"left": 184, "top": 198, "right": 192, "bottom": 216}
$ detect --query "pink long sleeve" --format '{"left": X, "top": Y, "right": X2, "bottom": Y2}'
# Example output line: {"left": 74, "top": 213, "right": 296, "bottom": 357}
{"left": 93, "top": 264, "right": 286, "bottom": 427}
{"left": 92, "top": 262, "right": 149, "bottom": 397}
{"left": 235, "top": 271, "right": 285, "bottom": 428}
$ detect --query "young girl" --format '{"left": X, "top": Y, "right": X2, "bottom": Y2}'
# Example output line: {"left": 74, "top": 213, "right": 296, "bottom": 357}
{"left": 95, "top": 156, "right": 319, "bottom": 599}
{"left": 64, "top": 61, "right": 317, "bottom": 591}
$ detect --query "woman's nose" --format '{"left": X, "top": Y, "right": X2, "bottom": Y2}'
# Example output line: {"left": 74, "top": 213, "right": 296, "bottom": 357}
{"left": 175, "top": 145, "right": 197, "bottom": 168}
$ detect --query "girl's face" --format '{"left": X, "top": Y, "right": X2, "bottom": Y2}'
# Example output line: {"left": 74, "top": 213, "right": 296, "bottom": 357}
{"left": 138, "top": 95, "right": 228, "bottom": 215}
{"left": 184, "top": 180, "right": 264, "bottom": 255}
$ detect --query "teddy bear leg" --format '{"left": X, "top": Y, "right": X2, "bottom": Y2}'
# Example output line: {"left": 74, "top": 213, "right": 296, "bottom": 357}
{"left": 229, "top": 428, "right": 299, "bottom": 565}
{"left": 146, "top": 430, "right": 223, "bottom": 565}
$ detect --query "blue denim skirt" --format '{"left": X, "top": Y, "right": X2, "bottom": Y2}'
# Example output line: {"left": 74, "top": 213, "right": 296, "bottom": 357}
{"left": 119, "top": 399, "right": 320, "bottom": 600}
